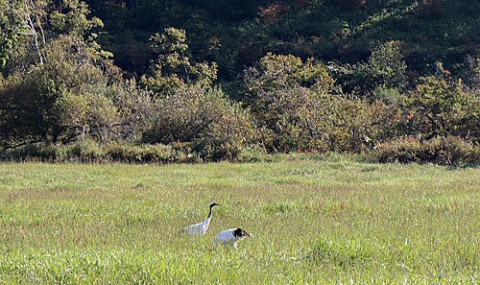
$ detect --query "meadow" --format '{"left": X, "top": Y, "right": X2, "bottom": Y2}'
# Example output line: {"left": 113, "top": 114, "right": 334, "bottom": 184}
{"left": 0, "top": 156, "right": 480, "bottom": 284}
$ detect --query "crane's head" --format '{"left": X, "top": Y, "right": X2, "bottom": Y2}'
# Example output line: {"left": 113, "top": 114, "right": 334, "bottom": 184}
{"left": 210, "top": 202, "right": 221, "bottom": 208}
{"left": 233, "top": 228, "right": 251, "bottom": 238}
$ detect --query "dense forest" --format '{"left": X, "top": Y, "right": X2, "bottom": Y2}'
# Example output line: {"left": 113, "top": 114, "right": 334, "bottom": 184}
{"left": 1, "top": 0, "right": 480, "bottom": 165}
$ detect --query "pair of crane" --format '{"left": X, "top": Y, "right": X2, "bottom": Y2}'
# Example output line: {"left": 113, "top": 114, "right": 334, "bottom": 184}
{"left": 181, "top": 202, "right": 251, "bottom": 250}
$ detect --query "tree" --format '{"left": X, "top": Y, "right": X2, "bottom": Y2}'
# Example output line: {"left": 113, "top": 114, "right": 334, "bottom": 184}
{"left": 0, "top": 35, "right": 120, "bottom": 147}
{"left": 337, "top": 0, "right": 366, "bottom": 10}
{"left": 421, "top": 0, "right": 444, "bottom": 18}
{"left": 406, "top": 75, "right": 480, "bottom": 139}
{"left": 244, "top": 53, "right": 336, "bottom": 151}
{"left": 140, "top": 27, "right": 217, "bottom": 97}
{"left": 0, "top": 0, "right": 48, "bottom": 73}
{"left": 331, "top": 41, "right": 407, "bottom": 100}
{"left": 0, "top": 1, "right": 121, "bottom": 148}
{"left": 0, "top": 0, "right": 106, "bottom": 76}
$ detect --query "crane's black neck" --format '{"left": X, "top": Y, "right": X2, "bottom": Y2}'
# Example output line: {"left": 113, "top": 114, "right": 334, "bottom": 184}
{"left": 207, "top": 206, "right": 213, "bottom": 219}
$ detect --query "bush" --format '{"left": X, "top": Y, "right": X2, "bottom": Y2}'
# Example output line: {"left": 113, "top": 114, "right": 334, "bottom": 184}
{"left": 106, "top": 144, "right": 176, "bottom": 163}
{"left": 68, "top": 140, "right": 106, "bottom": 162}
{"left": 142, "top": 86, "right": 257, "bottom": 161}
{"left": 0, "top": 143, "right": 58, "bottom": 162}
{"left": 244, "top": 53, "right": 336, "bottom": 152}
{"left": 320, "top": 97, "right": 397, "bottom": 153}
{"left": 368, "top": 136, "right": 480, "bottom": 167}
{"left": 405, "top": 75, "right": 480, "bottom": 139}
{"left": 0, "top": 140, "right": 197, "bottom": 163}
{"left": 111, "top": 79, "right": 157, "bottom": 142}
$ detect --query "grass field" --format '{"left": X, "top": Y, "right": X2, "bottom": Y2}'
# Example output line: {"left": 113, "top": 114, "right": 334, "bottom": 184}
{"left": 0, "top": 156, "right": 480, "bottom": 284}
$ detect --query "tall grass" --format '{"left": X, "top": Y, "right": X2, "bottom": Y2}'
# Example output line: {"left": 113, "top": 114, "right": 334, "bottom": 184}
{"left": 0, "top": 160, "right": 479, "bottom": 283}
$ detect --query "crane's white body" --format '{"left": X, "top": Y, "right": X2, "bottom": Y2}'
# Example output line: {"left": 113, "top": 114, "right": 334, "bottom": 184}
{"left": 182, "top": 202, "right": 220, "bottom": 235}
{"left": 185, "top": 216, "right": 212, "bottom": 235}
{"left": 214, "top": 228, "right": 250, "bottom": 250}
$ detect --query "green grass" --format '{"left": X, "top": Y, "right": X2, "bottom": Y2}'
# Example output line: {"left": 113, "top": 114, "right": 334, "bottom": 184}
{"left": 0, "top": 159, "right": 480, "bottom": 284}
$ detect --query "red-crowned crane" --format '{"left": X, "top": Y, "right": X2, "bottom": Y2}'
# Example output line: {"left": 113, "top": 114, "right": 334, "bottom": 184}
{"left": 181, "top": 202, "right": 221, "bottom": 235}
{"left": 214, "top": 228, "right": 251, "bottom": 250}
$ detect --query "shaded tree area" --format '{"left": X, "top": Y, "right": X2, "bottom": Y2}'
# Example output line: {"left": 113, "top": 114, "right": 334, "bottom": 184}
{"left": 1, "top": 0, "right": 480, "bottom": 165}
{"left": 85, "top": 0, "right": 479, "bottom": 82}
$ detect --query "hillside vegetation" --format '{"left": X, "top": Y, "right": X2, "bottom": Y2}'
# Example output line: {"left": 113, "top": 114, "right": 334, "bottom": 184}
{"left": 1, "top": 0, "right": 480, "bottom": 164}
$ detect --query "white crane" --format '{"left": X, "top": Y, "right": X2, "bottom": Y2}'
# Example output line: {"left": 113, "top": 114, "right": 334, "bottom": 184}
{"left": 181, "top": 202, "right": 221, "bottom": 235}
{"left": 214, "top": 228, "right": 251, "bottom": 250}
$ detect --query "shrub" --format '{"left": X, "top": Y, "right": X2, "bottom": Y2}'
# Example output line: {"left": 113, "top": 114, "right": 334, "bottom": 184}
{"left": 0, "top": 143, "right": 73, "bottom": 162}
{"left": 320, "top": 97, "right": 397, "bottom": 152}
{"left": 142, "top": 86, "right": 257, "bottom": 161}
{"left": 368, "top": 136, "right": 480, "bottom": 166}
{"left": 68, "top": 140, "right": 106, "bottom": 163}
{"left": 406, "top": 75, "right": 480, "bottom": 139}
{"left": 0, "top": 142, "right": 199, "bottom": 164}
{"left": 105, "top": 144, "right": 177, "bottom": 163}
{"left": 244, "top": 53, "right": 336, "bottom": 152}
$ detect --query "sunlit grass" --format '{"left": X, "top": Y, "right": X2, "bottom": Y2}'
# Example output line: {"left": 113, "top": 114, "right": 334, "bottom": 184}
{"left": 0, "top": 160, "right": 479, "bottom": 283}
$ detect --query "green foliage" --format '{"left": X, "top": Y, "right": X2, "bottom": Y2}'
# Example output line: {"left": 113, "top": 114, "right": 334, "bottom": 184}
{"left": 0, "top": 0, "right": 48, "bottom": 74}
{"left": 406, "top": 74, "right": 480, "bottom": 139}
{"left": 0, "top": 141, "right": 198, "bottom": 163}
{"left": 369, "top": 136, "right": 480, "bottom": 166}
{"left": 0, "top": 35, "right": 120, "bottom": 147}
{"left": 85, "top": 0, "right": 480, "bottom": 86}
{"left": 0, "top": 0, "right": 123, "bottom": 148}
{"left": 331, "top": 41, "right": 408, "bottom": 98}
{"left": 368, "top": 42, "right": 408, "bottom": 91}
{"left": 0, "top": 141, "right": 99, "bottom": 162}
{"left": 142, "top": 86, "right": 257, "bottom": 161}
{"left": 320, "top": 97, "right": 398, "bottom": 152}
{"left": 245, "top": 53, "right": 336, "bottom": 151}
{"left": 52, "top": 92, "right": 89, "bottom": 128}
{"left": 2, "top": 0, "right": 480, "bottom": 161}
{"left": 140, "top": 27, "right": 218, "bottom": 97}
{"left": 0, "top": 0, "right": 107, "bottom": 76}
{"left": 244, "top": 52, "right": 404, "bottom": 153}
{"left": 48, "top": 0, "right": 104, "bottom": 36}
{"left": 105, "top": 143, "right": 193, "bottom": 163}
{"left": 0, "top": 73, "right": 42, "bottom": 149}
